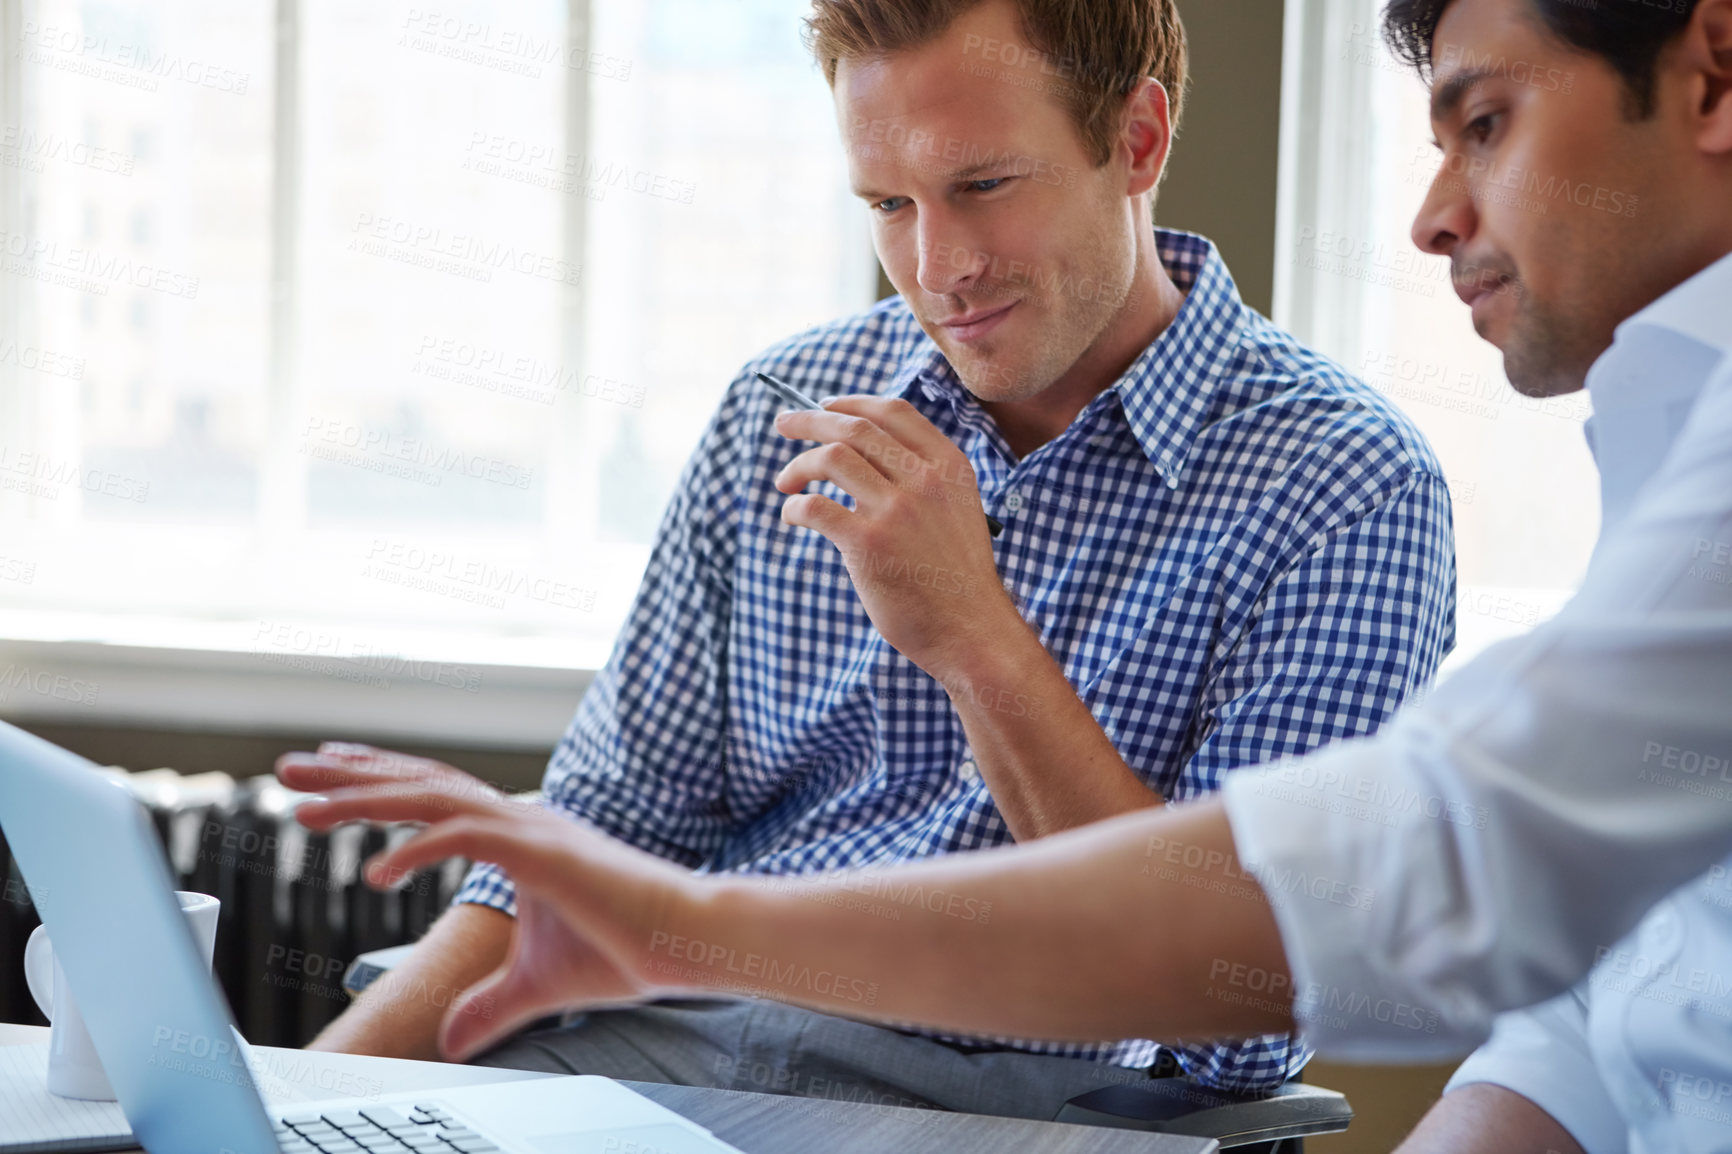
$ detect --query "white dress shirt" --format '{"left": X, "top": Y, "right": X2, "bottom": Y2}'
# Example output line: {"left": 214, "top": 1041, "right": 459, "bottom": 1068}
{"left": 1219, "top": 250, "right": 1732, "bottom": 1086}
{"left": 1436, "top": 255, "right": 1732, "bottom": 1154}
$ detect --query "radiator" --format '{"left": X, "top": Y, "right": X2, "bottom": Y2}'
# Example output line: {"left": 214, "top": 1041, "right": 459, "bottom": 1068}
{"left": 1, "top": 768, "right": 471, "bottom": 1049}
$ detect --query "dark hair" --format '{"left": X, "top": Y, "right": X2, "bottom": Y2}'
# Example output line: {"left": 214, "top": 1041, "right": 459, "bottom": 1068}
{"left": 806, "top": 0, "right": 1188, "bottom": 167}
{"left": 1381, "top": 0, "right": 1701, "bottom": 117}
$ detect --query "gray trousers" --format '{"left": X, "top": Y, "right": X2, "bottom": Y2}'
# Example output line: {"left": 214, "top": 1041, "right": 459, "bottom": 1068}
{"left": 467, "top": 998, "right": 1164, "bottom": 1122}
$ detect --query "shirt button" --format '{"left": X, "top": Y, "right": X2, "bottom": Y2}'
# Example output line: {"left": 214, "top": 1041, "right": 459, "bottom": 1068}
{"left": 959, "top": 759, "right": 979, "bottom": 782}
{"left": 1003, "top": 492, "right": 1024, "bottom": 514}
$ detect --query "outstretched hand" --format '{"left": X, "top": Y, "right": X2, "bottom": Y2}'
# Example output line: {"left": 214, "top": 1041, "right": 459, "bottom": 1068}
{"left": 276, "top": 744, "right": 701, "bottom": 1061}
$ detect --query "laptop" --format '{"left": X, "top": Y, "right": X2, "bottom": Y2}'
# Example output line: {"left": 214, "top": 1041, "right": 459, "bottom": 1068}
{"left": 0, "top": 720, "right": 744, "bottom": 1154}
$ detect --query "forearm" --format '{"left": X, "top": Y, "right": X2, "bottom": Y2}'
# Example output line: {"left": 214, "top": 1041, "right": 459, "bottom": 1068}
{"left": 1396, "top": 1084, "right": 1586, "bottom": 1154}
{"left": 307, "top": 902, "right": 514, "bottom": 1060}
{"left": 649, "top": 799, "right": 1288, "bottom": 1042}
{"left": 943, "top": 622, "right": 1162, "bottom": 840}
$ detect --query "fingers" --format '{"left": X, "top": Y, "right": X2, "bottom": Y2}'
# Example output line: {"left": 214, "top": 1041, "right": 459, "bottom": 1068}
{"left": 360, "top": 815, "right": 688, "bottom": 955}
{"left": 438, "top": 965, "right": 566, "bottom": 1064}
{"left": 316, "top": 743, "right": 447, "bottom": 778}
{"left": 294, "top": 782, "right": 528, "bottom": 831}
{"left": 820, "top": 395, "right": 971, "bottom": 469}
{"left": 774, "top": 408, "right": 923, "bottom": 487}
{"left": 360, "top": 816, "right": 566, "bottom": 891}
{"left": 276, "top": 746, "right": 444, "bottom": 792}
{"left": 775, "top": 441, "right": 894, "bottom": 505}
{"left": 779, "top": 492, "right": 855, "bottom": 539}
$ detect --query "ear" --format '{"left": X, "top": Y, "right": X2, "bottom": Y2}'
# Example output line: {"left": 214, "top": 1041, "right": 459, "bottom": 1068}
{"left": 1687, "top": 0, "right": 1732, "bottom": 153}
{"left": 1122, "top": 78, "right": 1174, "bottom": 198}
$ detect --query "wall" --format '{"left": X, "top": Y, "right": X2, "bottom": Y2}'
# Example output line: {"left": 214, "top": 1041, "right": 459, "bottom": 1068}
{"left": 1158, "top": 1, "right": 1285, "bottom": 316}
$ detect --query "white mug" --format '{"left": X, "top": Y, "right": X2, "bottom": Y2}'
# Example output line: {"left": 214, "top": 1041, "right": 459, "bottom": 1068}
{"left": 24, "top": 890, "right": 221, "bottom": 1101}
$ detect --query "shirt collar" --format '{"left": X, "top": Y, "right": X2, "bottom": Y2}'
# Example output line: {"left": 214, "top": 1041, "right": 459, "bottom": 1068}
{"left": 884, "top": 230, "right": 1248, "bottom": 484}
{"left": 1584, "top": 249, "right": 1732, "bottom": 537}
{"left": 1587, "top": 250, "right": 1732, "bottom": 415}
{"left": 1112, "top": 231, "right": 1249, "bottom": 483}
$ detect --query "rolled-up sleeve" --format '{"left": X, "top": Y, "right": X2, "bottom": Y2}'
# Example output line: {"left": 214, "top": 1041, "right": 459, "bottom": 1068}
{"left": 1445, "top": 991, "right": 1631, "bottom": 1154}
{"left": 1220, "top": 357, "right": 1732, "bottom": 1060}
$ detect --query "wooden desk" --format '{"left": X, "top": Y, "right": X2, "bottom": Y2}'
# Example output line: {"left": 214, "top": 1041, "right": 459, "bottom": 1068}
{"left": 0, "top": 1024, "right": 1216, "bottom": 1154}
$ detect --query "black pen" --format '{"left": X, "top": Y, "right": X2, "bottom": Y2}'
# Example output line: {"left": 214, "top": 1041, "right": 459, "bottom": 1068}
{"left": 756, "top": 371, "right": 1005, "bottom": 539}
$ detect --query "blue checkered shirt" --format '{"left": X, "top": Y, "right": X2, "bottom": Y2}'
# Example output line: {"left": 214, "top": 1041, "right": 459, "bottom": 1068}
{"left": 458, "top": 230, "right": 1458, "bottom": 1090}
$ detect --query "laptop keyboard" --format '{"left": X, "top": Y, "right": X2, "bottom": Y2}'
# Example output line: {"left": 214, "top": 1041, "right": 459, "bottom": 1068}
{"left": 274, "top": 1103, "right": 501, "bottom": 1154}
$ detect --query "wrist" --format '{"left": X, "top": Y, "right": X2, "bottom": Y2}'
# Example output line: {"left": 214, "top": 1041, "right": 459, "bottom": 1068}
{"left": 635, "top": 876, "right": 755, "bottom": 997}
{"left": 927, "top": 604, "right": 1046, "bottom": 697}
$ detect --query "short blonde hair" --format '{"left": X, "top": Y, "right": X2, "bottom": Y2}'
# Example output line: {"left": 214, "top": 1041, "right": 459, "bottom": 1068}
{"left": 805, "top": 0, "right": 1189, "bottom": 167}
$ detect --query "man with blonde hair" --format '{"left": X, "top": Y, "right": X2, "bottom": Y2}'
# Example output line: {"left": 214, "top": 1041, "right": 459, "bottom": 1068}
{"left": 285, "top": 0, "right": 1455, "bottom": 1124}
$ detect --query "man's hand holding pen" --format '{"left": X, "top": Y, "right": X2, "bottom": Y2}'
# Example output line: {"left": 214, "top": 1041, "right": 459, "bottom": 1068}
{"left": 771, "top": 395, "right": 1024, "bottom": 681}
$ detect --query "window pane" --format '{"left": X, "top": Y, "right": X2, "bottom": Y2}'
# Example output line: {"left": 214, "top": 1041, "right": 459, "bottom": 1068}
{"left": 1290, "top": 24, "right": 1600, "bottom": 666}
{"left": 0, "top": 0, "right": 873, "bottom": 671}
{"left": 0, "top": 0, "right": 272, "bottom": 619}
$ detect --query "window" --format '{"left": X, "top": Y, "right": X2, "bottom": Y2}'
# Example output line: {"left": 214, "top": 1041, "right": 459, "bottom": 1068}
{"left": 0, "top": 0, "right": 875, "bottom": 714}
{"left": 1277, "top": 0, "right": 1598, "bottom": 672}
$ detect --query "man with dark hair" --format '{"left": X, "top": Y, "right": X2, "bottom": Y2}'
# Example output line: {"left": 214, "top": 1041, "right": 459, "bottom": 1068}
{"left": 279, "top": 0, "right": 1457, "bottom": 1123}
{"left": 1380, "top": 3, "right": 1732, "bottom": 1150}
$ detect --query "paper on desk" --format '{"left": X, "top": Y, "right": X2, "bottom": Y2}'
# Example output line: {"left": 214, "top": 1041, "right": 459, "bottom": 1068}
{"left": 0, "top": 1039, "right": 330, "bottom": 1152}
{"left": 0, "top": 1045, "right": 132, "bottom": 1151}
